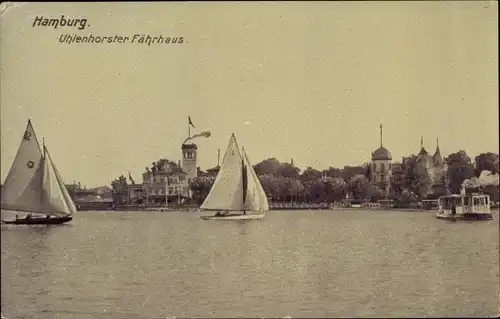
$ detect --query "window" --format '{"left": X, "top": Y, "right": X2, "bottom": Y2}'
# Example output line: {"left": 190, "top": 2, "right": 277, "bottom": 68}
{"left": 381, "top": 163, "right": 385, "bottom": 173}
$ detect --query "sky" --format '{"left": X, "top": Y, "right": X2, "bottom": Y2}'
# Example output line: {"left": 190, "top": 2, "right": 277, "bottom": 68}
{"left": 1, "top": 1, "right": 498, "bottom": 188}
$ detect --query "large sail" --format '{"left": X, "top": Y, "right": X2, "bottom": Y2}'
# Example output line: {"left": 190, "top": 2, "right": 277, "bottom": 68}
{"left": 242, "top": 150, "right": 269, "bottom": 211}
{"left": 41, "top": 146, "right": 73, "bottom": 216}
{"left": 46, "top": 147, "right": 77, "bottom": 215}
{"left": 201, "top": 134, "right": 245, "bottom": 211}
{"left": 1, "top": 120, "right": 46, "bottom": 213}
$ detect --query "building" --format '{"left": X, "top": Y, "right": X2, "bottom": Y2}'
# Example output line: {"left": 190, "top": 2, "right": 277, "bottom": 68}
{"left": 182, "top": 143, "right": 198, "bottom": 180}
{"left": 141, "top": 159, "right": 189, "bottom": 205}
{"left": 120, "top": 141, "right": 202, "bottom": 206}
{"left": 415, "top": 137, "right": 447, "bottom": 195}
{"left": 390, "top": 163, "right": 405, "bottom": 196}
{"left": 205, "top": 148, "right": 221, "bottom": 177}
{"left": 371, "top": 125, "right": 392, "bottom": 195}
{"left": 126, "top": 184, "right": 143, "bottom": 205}
{"left": 66, "top": 183, "right": 114, "bottom": 210}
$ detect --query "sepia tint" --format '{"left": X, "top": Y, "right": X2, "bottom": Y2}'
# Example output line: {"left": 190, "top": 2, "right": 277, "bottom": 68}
{"left": 1, "top": 2, "right": 499, "bottom": 318}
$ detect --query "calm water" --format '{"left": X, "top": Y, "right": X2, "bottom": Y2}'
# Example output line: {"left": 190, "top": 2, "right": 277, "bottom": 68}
{"left": 1, "top": 209, "right": 499, "bottom": 318}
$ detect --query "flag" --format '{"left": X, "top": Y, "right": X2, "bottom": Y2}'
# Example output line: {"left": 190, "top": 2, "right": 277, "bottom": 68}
{"left": 188, "top": 116, "right": 195, "bottom": 128}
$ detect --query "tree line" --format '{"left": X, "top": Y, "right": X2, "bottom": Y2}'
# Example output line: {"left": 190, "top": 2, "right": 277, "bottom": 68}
{"left": 189, "top": 151, "right": 499, "bottom": 204}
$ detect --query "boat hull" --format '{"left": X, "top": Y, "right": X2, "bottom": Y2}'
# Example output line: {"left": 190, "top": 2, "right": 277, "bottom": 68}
{"left": 2, "top": 216, "right": 73, "bottom": 225}
{"left": 436, "top": 213, "right": 493, "bottom": 221}
{"left": 200, "top": 213, "right": 265, "bottom": 220}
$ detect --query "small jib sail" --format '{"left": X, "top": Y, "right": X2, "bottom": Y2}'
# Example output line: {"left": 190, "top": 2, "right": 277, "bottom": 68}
{"left": 200, "top": 134, "right": 269, "bottom": 212}
{"left": 1, "top": 120, "right": 76, "bottom": 217}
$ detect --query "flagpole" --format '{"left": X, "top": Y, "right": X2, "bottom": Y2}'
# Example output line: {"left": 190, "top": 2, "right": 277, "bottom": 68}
{"left": 188, "top": 117, "right": 191, "bottom": 139}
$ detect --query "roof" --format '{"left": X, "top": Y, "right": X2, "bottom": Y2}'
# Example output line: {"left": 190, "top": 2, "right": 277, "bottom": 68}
{"left": 372, "top": 146, "right": 392, "bottom": 160}
{"left": 181, "top": 143, "right": 198, "bottom": 150}
{"left": 391, "top": 163, "right": 404, "bottom": 173}
{"left": 418, "top": 147, "right": 428, "bottom": 156}
{"left": 433, "top": 147, "right": 443, "bottom": 164}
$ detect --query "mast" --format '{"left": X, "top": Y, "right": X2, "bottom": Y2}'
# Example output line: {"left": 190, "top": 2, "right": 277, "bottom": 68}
{"left": 241, "top": 147, "right": 247, "bottom": 207}
{"left": 41, "top": 137, "right": 46, "bottom": 213}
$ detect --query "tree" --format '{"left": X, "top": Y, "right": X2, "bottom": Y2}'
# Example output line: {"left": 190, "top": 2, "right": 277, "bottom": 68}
{"left": 474, "top": 153, "right": 499, "bottom": 176}
{"left": 254, "top": 158, "right": 282, "bottom": 176}
{"left": 342, "top": 166, "right": 365, "bottom": 183}
{"left": 285, "top": 178, "right": 305, "bottom": 202}
{"left": 395, "top": 189, "right": 417, "bottom": 207}
{"left": 347, "top": 175, "right": 372, "bottom": 200}
{"left": 307, "top": 179, "right": 327, "bottom": 203}
{"left": 279, "top": 163, "right": 300, "bottom": 178}
{"left": 111, "top": 175, "right": 128, "bottom": 205}
{"left": 446, "top": 151, "right": 475, "bottom": 194}
{"left": 189, "top": 177, "right": 215, "bottom": 204}
{"left": 403, "top": 155, "right": 432, "bottom": 199}
{"left": 325, "top": 166, "right": 343, "bottom": 179}
{"left": 300, "top": 167, "right": 323, "bottom": 184}
{"left": 483, "top": 185, "right": 500, "bottom": 202}
{"left": 258, "top": 174, "right": 276, "bottom": 200}
{"left": 362, "top": 163, "right": 372, "bottom": 181}
{"left": 325, "top": 177, "right": 347, "bottom": 201}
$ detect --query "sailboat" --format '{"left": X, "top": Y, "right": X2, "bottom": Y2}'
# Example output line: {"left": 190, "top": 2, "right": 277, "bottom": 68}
{"left": 1, "top": 119, "right": 76, "bottom": 225}
{"left": 200, "top": 133, "right": 269, "bottom": 220}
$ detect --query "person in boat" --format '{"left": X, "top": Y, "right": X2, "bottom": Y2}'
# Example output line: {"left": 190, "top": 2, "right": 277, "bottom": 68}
{"left": 26, "top": 214, "right": 32, "bottom": 220}
{"left": 215, "top": 211, "right": 222, "bottom": 217}
{"left": 243, "top": 210, "right": 246, "bottom": 215}
{"left": 15, "top": 214, "right": 19, "bottom": 220}
{"left": 451, "top": 205, "right": 456, "bottom": 216}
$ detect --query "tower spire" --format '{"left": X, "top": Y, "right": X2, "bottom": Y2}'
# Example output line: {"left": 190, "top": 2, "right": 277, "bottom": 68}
{"left": 435, "top": 137, "right": 441, "bottom": 156}
{"left": 380, "top": 124, "right": 383, "bottom": 147}
{"left": 421, "top": 136, "right": 423, "bottom": 148}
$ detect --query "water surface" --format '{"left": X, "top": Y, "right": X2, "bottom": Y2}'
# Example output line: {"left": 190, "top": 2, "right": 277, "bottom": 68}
{"left": 2, "top": 209, "right": 499, "bottom": 318}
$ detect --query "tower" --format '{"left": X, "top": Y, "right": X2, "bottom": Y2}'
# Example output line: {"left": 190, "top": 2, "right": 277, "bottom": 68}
{"left": 181, "top": 143, "right": 198, "bottom": 180}
{"left": 371, "top": 124, "right": 392, "bottom": 195}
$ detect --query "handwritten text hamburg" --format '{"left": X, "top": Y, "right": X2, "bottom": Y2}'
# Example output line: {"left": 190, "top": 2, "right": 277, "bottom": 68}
{"left": 33, "top": 15, "right": 185, "bottom": 45}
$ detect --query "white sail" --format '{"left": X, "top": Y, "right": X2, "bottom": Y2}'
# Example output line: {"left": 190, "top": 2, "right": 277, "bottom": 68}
{"left": 242, "top": 150, "right": 269, "bottom": 211}
{"left": 1, "top": 120, "right": 46, "bottom": 213}
{"left": 1, "top": 120, "right": 74, "bottom": 217}
{"left": 200, "top": 134, "right": 245, "bottom": 211}
{"left": 46, "top": 147, "right": 77, "bottom": 215}
{"left": 41, "top": 146, "right": 73, "bottom": 216}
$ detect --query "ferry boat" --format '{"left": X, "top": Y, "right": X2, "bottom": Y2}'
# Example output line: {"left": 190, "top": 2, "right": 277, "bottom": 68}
{"left": 436, "top": 193, "right": 492, "bottom": 221}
